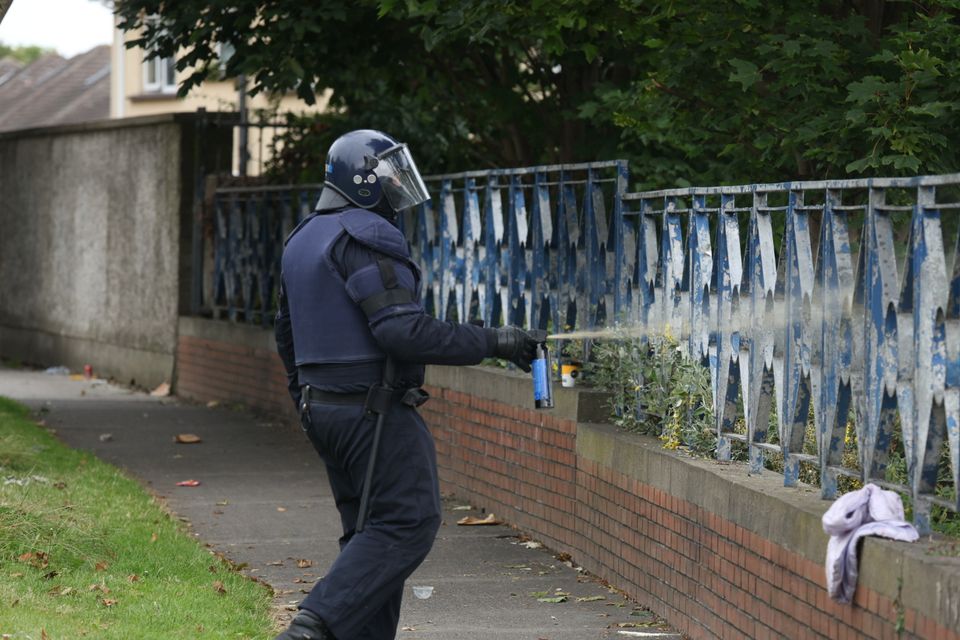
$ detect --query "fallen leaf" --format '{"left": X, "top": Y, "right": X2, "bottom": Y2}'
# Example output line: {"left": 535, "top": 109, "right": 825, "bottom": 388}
{"left": 99, "top": 433, "right": 113, "bottom": 442}
{"left": 41, "top": 629, "right": 49, "bottom": 640}
{"left": 127, "top": 574, "right": 140, "bottom": 582}
{"left": 401, "top": 626, "right": 416, "bottom": 631}
{"left": 176, "top": 479, "right": 201, "bottom": 487}
{"left": 10, "top": 572, "right": 24, "bottom": 578}
{"left": 266, "top": 560, "right": 284, "bottom": 566}
{"left": 175, "top": 434, "right": 202, "bottom": 444}
{"left": 150, "top": 532, "right": 158, "bottom": 543}
{"left": 537, "top": 596, "right": 568, "bottom": 603}
{"left": 576, "top": 595, "right": 605, "bottom": 602}
{"left": 216, "top": 500, "right": 229, "bottom": 506}
{"left": 42, "top": 570, "right": 58, "bottom": 580}
{"left": 89, "top": 583, "right": 110, "bottom": 594}
{"left": 206, "top": 400, "right": 219, "bottom": 408}
{"left": 101, "top": 598, "right": 118, "bottom": 607}
{"left": 277, "top": 507, "right": 287, "bottom": 512}
{"left": 521, "top": 541, "right": 543, "bottom": 549}
{"left": 450, "top": 505, "right": 473, "bottom": 511}
{"left": 456, "top": 513, "right": 503, "bottom": 526}
{"left": 212, "top": 580, "right": 226, "bottom": 594}
{"left": 296, "top": 559, "right": 312, "bottom": 569}
{"left": 150, "top": 382, "right": 171, "bottom": 397}
{"left": 18, "top": 551, "right": 49, "bottom": 569}
{"left": 95, "top": 561, "right": 108, "bottom": 572}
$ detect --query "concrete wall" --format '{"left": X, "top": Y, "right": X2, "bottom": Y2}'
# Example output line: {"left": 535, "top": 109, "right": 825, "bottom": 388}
{"left": 175, "top": 317, "right": 960, "bottom": 639}
{"left": 0, "top": 114, "right": 232, "bottom": 388}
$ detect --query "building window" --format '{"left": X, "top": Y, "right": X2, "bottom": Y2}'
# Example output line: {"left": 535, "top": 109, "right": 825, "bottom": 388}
{"left": 143, "top": 52, "right": 176, "bottom": 94}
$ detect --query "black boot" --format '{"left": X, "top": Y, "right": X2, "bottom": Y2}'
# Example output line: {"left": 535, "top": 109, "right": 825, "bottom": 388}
{"left": 274, "top": 609, "right": 334, "bottom": 640}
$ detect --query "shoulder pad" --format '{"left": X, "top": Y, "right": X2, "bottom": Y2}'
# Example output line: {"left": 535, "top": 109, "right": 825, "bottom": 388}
{"left": 339, "top": 208, "right": 410, "bottom": 259}
{"left": 284, "top": 212, "right": 319, "bottom": 246}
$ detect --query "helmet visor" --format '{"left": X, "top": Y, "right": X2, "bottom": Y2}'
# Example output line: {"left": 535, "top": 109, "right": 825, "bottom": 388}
{"left": 374, "top": 144, "right": 430, "bottom": 211}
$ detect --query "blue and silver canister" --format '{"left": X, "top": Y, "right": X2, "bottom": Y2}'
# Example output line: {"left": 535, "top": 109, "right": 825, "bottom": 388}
{"left": 531, "top": 336, "right": 554, "bottom": 410}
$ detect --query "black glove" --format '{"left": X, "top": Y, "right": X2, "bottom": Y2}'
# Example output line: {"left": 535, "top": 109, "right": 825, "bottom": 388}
{"left": 490, "top": 326, "right": 538, "bottom": 372}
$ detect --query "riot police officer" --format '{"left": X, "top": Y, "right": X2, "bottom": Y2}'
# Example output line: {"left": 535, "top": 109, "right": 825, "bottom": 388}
{"left": 274, "top": 129, "right": 537, "bottom": 640}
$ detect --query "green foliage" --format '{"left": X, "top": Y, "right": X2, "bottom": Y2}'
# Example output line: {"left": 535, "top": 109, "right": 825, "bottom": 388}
{"left": 0, "top": 42, "right": 52, "bottom": 64}
{"left": 113, "top": 1, "right": 960, "bottom": 181}
{"left": 587, "top": 330, "right": 716, "bottom": 458}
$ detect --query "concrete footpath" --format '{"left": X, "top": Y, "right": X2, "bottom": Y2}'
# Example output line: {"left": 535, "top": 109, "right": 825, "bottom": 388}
{"left": 0, "top": 366, "right": 680, "bottom": 640}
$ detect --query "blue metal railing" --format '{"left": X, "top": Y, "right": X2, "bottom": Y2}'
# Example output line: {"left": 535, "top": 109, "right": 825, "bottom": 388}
{"left": 204, "top": 166, "right": 960, "bottom": 532}
{"left": 623, "top": 174, "right": 960, "bottom": 533}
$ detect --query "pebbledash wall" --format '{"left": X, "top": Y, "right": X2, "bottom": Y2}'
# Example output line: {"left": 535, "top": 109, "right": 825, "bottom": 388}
{"left": 0, "top": 113, "right": 234, "bottom": 389}
{"left": 176, "top": 316, "right": 960, "bottom": 640}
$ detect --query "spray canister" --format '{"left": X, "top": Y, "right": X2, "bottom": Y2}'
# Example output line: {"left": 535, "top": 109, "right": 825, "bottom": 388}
{"left": 531, "top": 333, "right": 554, "bottom": 409}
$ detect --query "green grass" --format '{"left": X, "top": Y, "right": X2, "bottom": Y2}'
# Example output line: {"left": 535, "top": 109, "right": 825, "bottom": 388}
{"left": 0, "top": 397, "right": 276, "bottom": 639}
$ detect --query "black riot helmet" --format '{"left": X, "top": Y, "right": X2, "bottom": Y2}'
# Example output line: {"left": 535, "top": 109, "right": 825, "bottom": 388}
{"left": 321, "top": 129, "right": 431, "bottom": 212}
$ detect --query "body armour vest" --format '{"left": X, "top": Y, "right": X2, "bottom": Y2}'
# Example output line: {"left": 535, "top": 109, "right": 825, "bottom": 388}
{"left": 281, "top": 209, "right": 421, "bottom": 368}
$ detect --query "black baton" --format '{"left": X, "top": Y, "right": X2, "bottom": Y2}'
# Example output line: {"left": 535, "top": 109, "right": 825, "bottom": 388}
{"left": 356, "top": 358, "right": 396, "bottom": 534}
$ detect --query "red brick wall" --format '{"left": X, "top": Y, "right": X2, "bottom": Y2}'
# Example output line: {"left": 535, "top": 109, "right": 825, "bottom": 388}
{"left": 175, "top": 318, "right": 295, "bottom": 421}
{"left": 420, "top": 388, "right": 579, "bottom": 553}
{"left": 175, "top": 317, "right": 960, "bottom": 640}
{"left": 422, "top": 383, "right": 960, "bottom": 640}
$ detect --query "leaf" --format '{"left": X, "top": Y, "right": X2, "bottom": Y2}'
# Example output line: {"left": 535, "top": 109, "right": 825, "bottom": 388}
{"left": 213, "top": 580, "right": 227, "bottom": 594}
{"left": 728, "top": 58, "right": 759, "bottom": 90}
{"left": 101, "top": 598, "right": 118, "bottom": 607}
{"left": 846, "top": 76, "right": 893, "bottom": 104}
{"left": 296, "top": 559, "right": 313, "bottom": 568}
{"left": 150, "top": 382, "right": 170, "bottom": 397}
{"left": 175, "top": 434, "right": 202, "bottom": 444}
{"left": 95, "top": 561, "right": 108, "bottom": 572}
{"left": 18, "top": 551, "right": 49, "bottom": 569}
{"left": 457, "top": 513, "right": 503, "bottom": 526}
{"left": 576, "top": 595, "right": 606, "bottom": 602}
{"left": 537, "top": 595, "right": 568, "bottom": 603}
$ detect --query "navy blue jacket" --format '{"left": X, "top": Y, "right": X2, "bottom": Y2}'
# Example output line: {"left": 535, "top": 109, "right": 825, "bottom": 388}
{"left": 275, "top": 208, "right": 494, "bottom": 407}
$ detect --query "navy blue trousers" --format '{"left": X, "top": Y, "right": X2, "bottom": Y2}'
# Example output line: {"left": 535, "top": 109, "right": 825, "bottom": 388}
{"left": 299, "top": 400, "right": 441, "bottom": 640}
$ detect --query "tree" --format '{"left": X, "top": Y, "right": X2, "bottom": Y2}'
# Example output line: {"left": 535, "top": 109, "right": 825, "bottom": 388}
{"left": 113, "top": 0, "right": 960, "bottom": 185}
{"left": 0, "top": 42, "right": 52, "bottom": 64}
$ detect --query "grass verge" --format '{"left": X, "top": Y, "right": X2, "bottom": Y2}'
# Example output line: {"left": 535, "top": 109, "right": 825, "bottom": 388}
{"left": 0, "top": 396, "right": 275, "bottom": 639}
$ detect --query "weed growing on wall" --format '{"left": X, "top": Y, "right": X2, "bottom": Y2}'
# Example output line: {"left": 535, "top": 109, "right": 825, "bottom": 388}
{"left": 587, "top": 330, "right": 716, "bottom": 458}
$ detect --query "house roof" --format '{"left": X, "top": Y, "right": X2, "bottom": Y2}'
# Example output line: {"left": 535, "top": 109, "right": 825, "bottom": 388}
{"left": 0, "top": 45, "right": 110, "bottom": 132}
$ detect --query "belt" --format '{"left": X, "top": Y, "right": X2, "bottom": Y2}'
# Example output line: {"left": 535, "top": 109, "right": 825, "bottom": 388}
{"left": 301, "top": 384, "right": 429, "bottom": 412}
